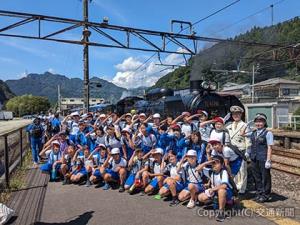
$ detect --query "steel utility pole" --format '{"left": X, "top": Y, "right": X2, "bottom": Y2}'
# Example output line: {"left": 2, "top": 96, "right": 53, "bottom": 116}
{"left": 83, "top": 0, "right": 91, "bottom": 112}
{"left": 252, "top": 63, "right": 260, "bottom": 103}
{"left": 57, "top": 85, "right": 61, "bottom": 112}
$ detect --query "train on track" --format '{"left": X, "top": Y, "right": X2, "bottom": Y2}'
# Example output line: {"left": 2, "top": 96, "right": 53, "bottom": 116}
{"left": 90, "top": 79, "right": 244, "bottom": 118}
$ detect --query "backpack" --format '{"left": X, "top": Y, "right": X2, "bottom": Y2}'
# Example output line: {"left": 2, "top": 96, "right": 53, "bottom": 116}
{"left": 31, "top": 125, "right": 43, "bottom": 138}
{"left": 209, "top": 169, "right": 238, "bottom": 197}
{"left": 210, "top": 129, "right": 228, "bottom": 145}
{"left": 52, "top": 120, "right": 60, "bottom": 133}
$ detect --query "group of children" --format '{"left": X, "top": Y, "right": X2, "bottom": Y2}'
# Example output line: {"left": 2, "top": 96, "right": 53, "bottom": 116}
{"left": 30, "top": 106, "right": 273, "bottom": 222}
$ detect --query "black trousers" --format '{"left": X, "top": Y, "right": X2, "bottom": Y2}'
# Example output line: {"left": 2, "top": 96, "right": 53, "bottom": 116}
{"left": 251, "top": 159, "right": 272, "bottom": 197}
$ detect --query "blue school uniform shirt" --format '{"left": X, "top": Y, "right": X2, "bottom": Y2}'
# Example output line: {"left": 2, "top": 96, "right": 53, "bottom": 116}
{"left": 121, "top": 136, "right": 134, "bottom": 159}
{"left": 168, "top": 135, "right": 186, "bottom": 160}
{"left": 91, "top": 152, "right": 107, "bottom": 166}
{"left": 157, "top": 133, "right": 172, "bottom": 153}
{"left": 182, "top": 140, "right": 207, "bottom": 164}
{"left": 134, "top": 133, "right": 157, "bottom": 154}
{"left": 26, "top": 123, "right": 44, "bottom": 140}
{"left": 75, "top": 131, "right": 87, "bottom": 146}
{"left": 51, "top": 118, "right": 61, "bottom": 129}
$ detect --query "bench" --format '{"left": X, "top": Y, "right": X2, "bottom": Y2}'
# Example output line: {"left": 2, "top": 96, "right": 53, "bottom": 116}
{"left": 6, "top": 168, "right": 48, "bottom": 225}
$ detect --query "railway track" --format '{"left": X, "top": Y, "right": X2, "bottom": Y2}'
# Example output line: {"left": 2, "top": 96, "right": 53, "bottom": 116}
{"left": 271, "top": 146, "right": 300, "bottom": 176}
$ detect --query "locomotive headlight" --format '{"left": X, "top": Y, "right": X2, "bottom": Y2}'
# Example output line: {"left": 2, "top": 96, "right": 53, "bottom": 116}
{"left": 209, "top": 82, "right": 217, "bottom": 91}
{"left": 201, "top": 81, "right": 210, "bottom": 89}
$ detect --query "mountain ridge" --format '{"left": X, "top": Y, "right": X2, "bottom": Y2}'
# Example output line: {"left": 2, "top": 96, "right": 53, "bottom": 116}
{"left": 5, "top": 72, "right": 127, "bottom": 103}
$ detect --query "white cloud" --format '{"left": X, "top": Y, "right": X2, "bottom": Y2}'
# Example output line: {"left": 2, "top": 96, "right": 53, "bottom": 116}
{"left": 47, "top": 68, "right": 55, "bottom": 74}
{"left": 18, "top": 72, "right": 28, "bottom": 78}
{"left": 112, "top": 49, "right": 187, "bottom": 89}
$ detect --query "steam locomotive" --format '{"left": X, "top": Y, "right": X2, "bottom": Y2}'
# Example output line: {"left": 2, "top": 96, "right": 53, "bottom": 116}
{"left": 114, "top": 79, "right": 244, "bottom": 118}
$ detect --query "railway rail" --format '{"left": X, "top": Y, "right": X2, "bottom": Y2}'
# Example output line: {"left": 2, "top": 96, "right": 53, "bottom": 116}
{"left": 271, "top": 145, "right": 300, "bottom": 177}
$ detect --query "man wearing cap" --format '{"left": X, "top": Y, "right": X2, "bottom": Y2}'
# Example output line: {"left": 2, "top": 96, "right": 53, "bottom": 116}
{"left": 225, "top": 105, "right": 250, "bottom": 194}
{"left": 242, "top": 113, "right": 273, "bottom": 203}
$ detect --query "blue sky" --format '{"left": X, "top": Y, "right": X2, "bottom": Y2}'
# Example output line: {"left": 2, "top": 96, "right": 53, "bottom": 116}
{"left": 0, "top": 0, "right": 299, "bottom": 88}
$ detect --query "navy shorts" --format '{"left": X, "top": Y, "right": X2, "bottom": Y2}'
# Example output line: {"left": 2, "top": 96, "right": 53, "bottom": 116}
{"left": 93, "top": 168, "right": 102, "bottom": 179}
{"left": 163, "top": 181, "right": 184, "bottom": 192}
{"left": 105, "top": 168, "right": 119, "bottom": 180}
{"left": 184, "top": 182, "right": 205, "bottom": 193}
{"left": 73, "top": 167, "right": 87, "bottom": 176}
{"left": 40, "top": 163, "right": 61, "bottom": 173}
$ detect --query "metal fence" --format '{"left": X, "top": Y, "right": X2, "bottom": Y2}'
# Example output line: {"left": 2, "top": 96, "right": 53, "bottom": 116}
{"left": 0, "top": 125, "right": 30, "bottom": 188}
{"left": 277, "top": 115, "right": 300, "bottom": 130}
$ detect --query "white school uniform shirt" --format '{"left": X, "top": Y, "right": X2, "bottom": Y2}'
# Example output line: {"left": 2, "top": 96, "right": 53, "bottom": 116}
{"left": 108, "top": 157, "right": 127, "bottom": 172}
{"left": 135, "top": 133, "right": 157, "bottom": 148}
{"left": 105, "top": 135, "right": 122, "bottom": 149}
{"left": 68, "top": 120, "right": 79, "bottom": 135}
{"left": 165, "top": 162, "right": 182, "bottom": 178}
{"left": 145, "top": 158, "right": 161, "bottom": 174}
{"left": 197, "top": 122, "right": 212, "bottom": 142}
{"left": 209, "top": 129, "right": 230, "bottom": 145}
{"left": 180, "top": 122, "right": 192, "bottom": 137}
{"left": 211, "top": 146, "right": 239, "bottom": 162}
{"left": 203, "top": 167, "right": 232, "bottom": 189}
{"left": 182, "top": 162, "right": 202, "bottom": 183}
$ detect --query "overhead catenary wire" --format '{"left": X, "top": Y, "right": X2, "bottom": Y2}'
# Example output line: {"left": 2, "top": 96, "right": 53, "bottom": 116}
{"left": 209, "top": 0, "right": 288, "bottom": 36}
{"left": 132, "top": 0, "right": 241, "bottom": 74}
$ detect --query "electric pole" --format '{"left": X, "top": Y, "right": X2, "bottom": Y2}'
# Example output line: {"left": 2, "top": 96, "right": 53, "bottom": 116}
{"left": 83, "top": 0, "right": 91, "bottom": 112}
{"left": 57, "top": 84, "right": 61, "bottom": 113}
{"left": 270, "top": 4, "right": 274, "bottom": 26}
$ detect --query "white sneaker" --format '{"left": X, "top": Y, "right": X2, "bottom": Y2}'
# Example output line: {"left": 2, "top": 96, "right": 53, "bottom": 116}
{"left": 187, "top": 199, "right": 195, "bottom": 209}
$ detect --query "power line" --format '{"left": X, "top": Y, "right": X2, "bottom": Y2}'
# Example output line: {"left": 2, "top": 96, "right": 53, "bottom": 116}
{"left": 132, "top": 0, "right": 241, "bottom": 74}
{"left": 209, "top": 0, "right": 287, "bottom": 36}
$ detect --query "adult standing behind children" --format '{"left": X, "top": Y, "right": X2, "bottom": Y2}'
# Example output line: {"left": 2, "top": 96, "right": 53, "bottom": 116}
{"left": 242, "top": 113, "right": 273, "bottom": 203}
{"left": 226, "top": 106, "right": 251, "bottom": 194}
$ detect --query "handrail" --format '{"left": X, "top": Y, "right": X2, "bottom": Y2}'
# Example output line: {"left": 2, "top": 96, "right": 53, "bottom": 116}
{"left": 0, "top": 124, "right": 30, "bottom": 188}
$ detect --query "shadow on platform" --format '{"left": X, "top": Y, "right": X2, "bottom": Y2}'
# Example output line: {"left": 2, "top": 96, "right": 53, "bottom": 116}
{"left": 34, "top": 211, "right": 94, "bottom": 225}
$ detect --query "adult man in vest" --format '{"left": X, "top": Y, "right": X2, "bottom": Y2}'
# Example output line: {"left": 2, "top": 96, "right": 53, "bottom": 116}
{"left": 225, "top": 106, "right": 250, "bottom": 194}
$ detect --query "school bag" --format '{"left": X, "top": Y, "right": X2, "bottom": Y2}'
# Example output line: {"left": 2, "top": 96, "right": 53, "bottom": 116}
{"left": 31, "top": 124, "right": 43, "bottom": 138}
{"left": 208, "top": 169, "right": 238, "bottom": 197}
{"left": 51, "top": 122, "right": 60, "bottom": 134}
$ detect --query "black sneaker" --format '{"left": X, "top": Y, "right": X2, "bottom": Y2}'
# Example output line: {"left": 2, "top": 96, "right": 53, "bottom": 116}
{"left": 119, "top": 186, "right": 125, "bottom": 193}
{"left": 169, "top": 199, "right": 180, "bottom": 207}
{"left": 254, "top": 195, "right": 261, "bottom": 202}
{"left": 216, "top": 210, "right": 226, "bottom": 222}
{"left": 95, "top": 181, "right": 103, "bottom": 188}
{"left": 256, "top": 196, "right": 266, "bottom": 203}
{"left": 85, "top": 179, "right": 92, "bottom": 187}
{"left": 62, "top": 177, "right": 67, "bottom": 185}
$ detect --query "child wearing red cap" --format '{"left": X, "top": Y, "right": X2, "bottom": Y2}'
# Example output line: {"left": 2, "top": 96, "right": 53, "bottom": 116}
{"left": 209, "top": 117, "right": 230, "bottom": 146}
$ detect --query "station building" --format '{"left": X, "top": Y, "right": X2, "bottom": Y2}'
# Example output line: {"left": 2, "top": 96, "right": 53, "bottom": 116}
{"left": 59, "top": 97, "right": 105, "bottom": 111}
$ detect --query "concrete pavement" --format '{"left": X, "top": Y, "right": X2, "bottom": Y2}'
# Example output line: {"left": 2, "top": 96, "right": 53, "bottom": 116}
{"left": 37, "top": 182, "right": 276, "bottom": 225}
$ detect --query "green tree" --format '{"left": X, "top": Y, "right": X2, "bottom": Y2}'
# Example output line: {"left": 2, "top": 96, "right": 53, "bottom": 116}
{"left": 5, "top": 95, "right": 50, "bottom": 117}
